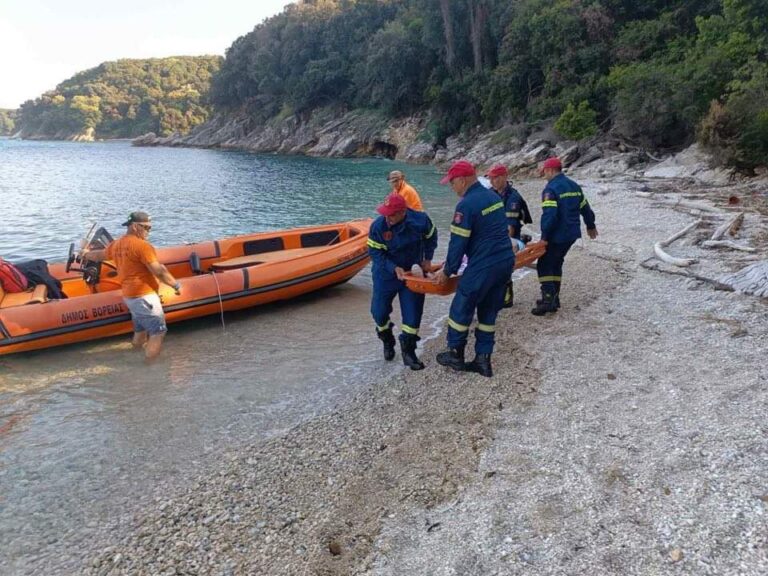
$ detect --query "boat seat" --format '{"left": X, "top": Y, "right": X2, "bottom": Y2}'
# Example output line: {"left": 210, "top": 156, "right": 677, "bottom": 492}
{"left": 212, "top": 247, "right": 329, "bottom": 270}
{"left": 0, "top": 283, "right": 48, "bottom": 309}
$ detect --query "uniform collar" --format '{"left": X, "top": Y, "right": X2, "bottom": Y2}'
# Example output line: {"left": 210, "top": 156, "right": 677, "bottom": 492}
{"left": 385, "top": 209, "right": 412, "bottom": 231}
{"left": 499, "top": 182, "right": 514, "bottom": 198}
{"left": 465, "top": 181, "right": 486, "bottom": 196}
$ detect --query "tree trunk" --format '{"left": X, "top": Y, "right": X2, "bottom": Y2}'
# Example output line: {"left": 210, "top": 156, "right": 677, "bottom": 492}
{"left": 468, "top": 0, "right": 488, "bottom": 73}
{"left": 439, "top": 0, "right": 456, "bottom": 73}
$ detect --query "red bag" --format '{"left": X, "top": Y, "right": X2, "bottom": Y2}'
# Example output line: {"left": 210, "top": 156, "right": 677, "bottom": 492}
{"left": 0, "top": 258, "right": 29, "bottom": 292}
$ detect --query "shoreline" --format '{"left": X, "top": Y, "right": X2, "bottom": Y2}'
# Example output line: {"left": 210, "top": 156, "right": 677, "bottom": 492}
{"left": 3, "top": 172, "right": 764, "bottom": 575}
{"left": 71, "top": 175, "right": 768, "bottom": 576}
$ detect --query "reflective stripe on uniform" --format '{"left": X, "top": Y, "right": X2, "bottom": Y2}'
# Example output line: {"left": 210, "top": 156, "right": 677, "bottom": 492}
{"left": 559, "top": 192, "right": 582, "bottom": 199}
{"left": 448, "top": 318, "right": 469, "bottom": 332}
{"left": 541, "top": 200, "right": 558, "bottom": 208}
{"left": 401, "top": 324, "right": 419, "bottom": 335}
{"left": 367, "top": 238, "right": 388, "bottom": 250}
{"left": 538, "top": 275, "right": 562, "bottom": 282}
{"left": 477, "top": 323, "right": 495, "bottom": 333}
{"left": 482, "top": 201, "right": 504, "bottom": 216}
{"left": 580, "top": 197, "right": 589, "bottom": 209}
{"left": 425, "top": 224, "right": 436, "bottom": 239}
{"left": 450, "top": 225, "right": 471, "bottom": 238}
{"left": 377, "top": 321, "right": 392, "bottom": 331}
{"left": 506, "top": 211, "right": 520, "bottom": 218}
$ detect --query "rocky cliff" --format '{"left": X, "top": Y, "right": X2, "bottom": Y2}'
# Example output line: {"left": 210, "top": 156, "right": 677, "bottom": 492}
{"left": 133, "top": 107, "right": 736, "bottom": 183}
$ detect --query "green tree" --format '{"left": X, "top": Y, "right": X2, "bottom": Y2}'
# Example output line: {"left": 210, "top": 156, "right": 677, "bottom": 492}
{"left": 555, "top": 101, "right": 598, "bottom": 140}
{"left": 0, "top": 109, "right": 16, "bottom": 135}
{"left": 17, "top": 56, "right": 222, "bottom": 138}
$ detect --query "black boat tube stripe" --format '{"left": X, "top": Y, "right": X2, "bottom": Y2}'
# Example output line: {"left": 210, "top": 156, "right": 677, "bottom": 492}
{"left": 0, "top": 253, "right": 368, "bottom": 348}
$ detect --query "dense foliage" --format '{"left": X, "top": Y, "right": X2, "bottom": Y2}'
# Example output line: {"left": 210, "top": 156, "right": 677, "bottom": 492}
{"left": 211, "top": 0, "right": 767, "bottom": 167}
{"left": 17, "top": 56, "right": 222, "bottom": 138}
{"left": 0, "top": 109, "right": 16, "bottom": 136}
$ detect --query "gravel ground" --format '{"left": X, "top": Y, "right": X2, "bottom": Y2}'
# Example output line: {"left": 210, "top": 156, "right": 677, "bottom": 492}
{"left": 74, "top": 176, "right": 767, "bottom": 575}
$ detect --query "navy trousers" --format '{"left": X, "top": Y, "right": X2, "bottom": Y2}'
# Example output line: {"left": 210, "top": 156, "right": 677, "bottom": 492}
{"left": 371, "top": 277, "right": 426, "bottom": 341}
{"left": 536, "top": 240, "right": 575, "bottom": 297}
{"left": 447, "top": 259, "right": 513, "bottom": 355}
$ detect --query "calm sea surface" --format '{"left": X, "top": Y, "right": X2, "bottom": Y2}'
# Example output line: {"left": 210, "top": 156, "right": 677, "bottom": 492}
{"left": 0, "top": 139, "right": 458, "bottom": 574}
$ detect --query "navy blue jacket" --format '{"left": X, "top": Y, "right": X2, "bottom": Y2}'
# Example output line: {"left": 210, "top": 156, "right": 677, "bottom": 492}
{"left": 367, "top": 209, "right": 438, "bottom": 282}
{"left": 445, "top": 181, "right": 514, "bottom": 276}
{"left": 497, "top": 182, "right": 532, "bottom": 240}
{"left": 540, "top": 173, "right": 596, "bottom": 244}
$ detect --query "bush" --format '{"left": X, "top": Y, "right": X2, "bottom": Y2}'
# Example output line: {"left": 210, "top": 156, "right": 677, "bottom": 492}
{"left": 698, "top": 63, "right": 768, "bottom": 169}
{"left": 554, "top": 101, "right": 598, "bottom": 140}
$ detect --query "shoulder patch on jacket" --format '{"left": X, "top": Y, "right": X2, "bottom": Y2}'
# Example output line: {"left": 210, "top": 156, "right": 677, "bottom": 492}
{"left": 453, "top": 211, "right": 463, "bottom": 224}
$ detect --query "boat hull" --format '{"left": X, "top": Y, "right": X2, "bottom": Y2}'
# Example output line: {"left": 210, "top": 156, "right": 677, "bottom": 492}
{"left": 0, "top": 220, "right": 371, "bottom": 355}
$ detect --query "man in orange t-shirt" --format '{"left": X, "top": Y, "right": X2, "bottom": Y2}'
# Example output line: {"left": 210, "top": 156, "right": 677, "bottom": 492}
{"left": 83, "top": 211, "right": 181, "bottom": 361}
{"left": 387, "top": 170, "right": 423, "bottom": 211}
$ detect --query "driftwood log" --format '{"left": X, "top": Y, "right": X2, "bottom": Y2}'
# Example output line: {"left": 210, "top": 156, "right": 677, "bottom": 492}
{"left": 711, "top": 212, "right": 744, "bottom": 240}
{"left": 701, "top": 240, "right": 756, "bottom": 252}
{"left": 635, "top": 192, "right": 722, "bottom": 214}
{"left": 653, "top": 220, "right": 702, "bottom": 267}
{"left": 719, "top": 261, "right": 768, "bottom": 297}
{"left": 640, "top": 260, "right": 734, "bottom": 291}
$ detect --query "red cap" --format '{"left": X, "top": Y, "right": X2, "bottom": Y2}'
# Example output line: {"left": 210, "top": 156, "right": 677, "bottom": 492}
{"left": 440, "top": 160, "right": 476, "bottom": 184}
{"left": 485, "top": 164, "right": 508, "bottom": 178}
{"left": 540, "top": 157, "right": 562, "bottom": 172}
{"left": 377, "top": 193, "right": 408, "bottom": 216}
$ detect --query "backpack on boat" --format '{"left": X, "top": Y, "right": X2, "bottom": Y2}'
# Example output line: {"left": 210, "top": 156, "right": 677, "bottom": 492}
{"left": 0, "top": 258, "right": 29, "bottom": 292}
{"left": 15, "top": 259, "right": 67, "bottom": 299}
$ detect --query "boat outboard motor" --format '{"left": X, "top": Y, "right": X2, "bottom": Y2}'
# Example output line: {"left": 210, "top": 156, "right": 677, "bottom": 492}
{"left": 190, "top": 251, "right": 202, "bottom": 275}
{"left": 88, "top": 227, "right": 114, "bottom": 250}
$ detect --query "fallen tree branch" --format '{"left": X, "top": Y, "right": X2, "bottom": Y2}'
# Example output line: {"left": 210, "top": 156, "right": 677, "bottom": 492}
{"left": 728, "top": 212, "right": 745, "bottom": 236}
{"left": 711, "top": 212, "right": 744, "bottom": 240}
{"left": 701, "top": 240, "right": 756, "bottom": 252}
{"left": 635, "top": 193, "right": 722, "bottom": 213}
{"left": 641, "top": 260, "right": 734, "bottom": 291}
{"left": 719, "top": 261, "right": 768, "bottom": 297}
{"left": 653, "top": 220, "right": 701, "bottom": 266}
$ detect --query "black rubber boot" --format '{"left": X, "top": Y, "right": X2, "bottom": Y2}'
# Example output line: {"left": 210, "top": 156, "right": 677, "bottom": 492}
{"left": 436, "top": 346, "right": 466, "bottom": 372}
{"left": 535, "top": 294, "right": 560, "bottom": 309}
{"left": 531, "top": 294, "right": 557, "bottom": 316}
{"left": 400, "top": 334, "right": 425, "bottom": 371}
{"left": 377, "top": 325, "right": 396, "bottom": 361}
{"left": 502, "top": 280, "right": 514, "bottom": 308}
{"left": 465, "top": 353, "right": 493, "bottom": 377}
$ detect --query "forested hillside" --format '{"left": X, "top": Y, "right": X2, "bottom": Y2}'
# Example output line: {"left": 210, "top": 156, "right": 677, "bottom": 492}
{"left": 211, "top": 0, "right": 768, "bottom": 168}
{"left": 0, "top": 109, "right": 16, "bottom": 136}
{"left": 17, "top": 56, "right": 222, "bottom": 139}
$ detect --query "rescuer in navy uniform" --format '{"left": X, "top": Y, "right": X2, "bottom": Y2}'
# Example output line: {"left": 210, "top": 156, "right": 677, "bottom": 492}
{"left": 486, "top": 163, "right": 532, "bottom": 308}
{"left": 532, "top": 157, "right": 598, "bottom": 316}
{"left": 367, "top": 193, "right": 438, "bottom": 370}
{"left": 433, "top": 160, "right": 514, "bottom": 378}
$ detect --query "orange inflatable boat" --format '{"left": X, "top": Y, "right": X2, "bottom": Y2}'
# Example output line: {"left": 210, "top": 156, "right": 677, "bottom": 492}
{"left": 0, "top": 220, "right": 372, "bottom": 356}
{"left": 403, "top": 240, "right": 547, "bottom": 296}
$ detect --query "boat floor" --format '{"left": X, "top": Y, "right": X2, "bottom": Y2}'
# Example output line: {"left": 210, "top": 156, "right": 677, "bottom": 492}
{"left": 211, "top": 246, "right": 330, "bottom": 270}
